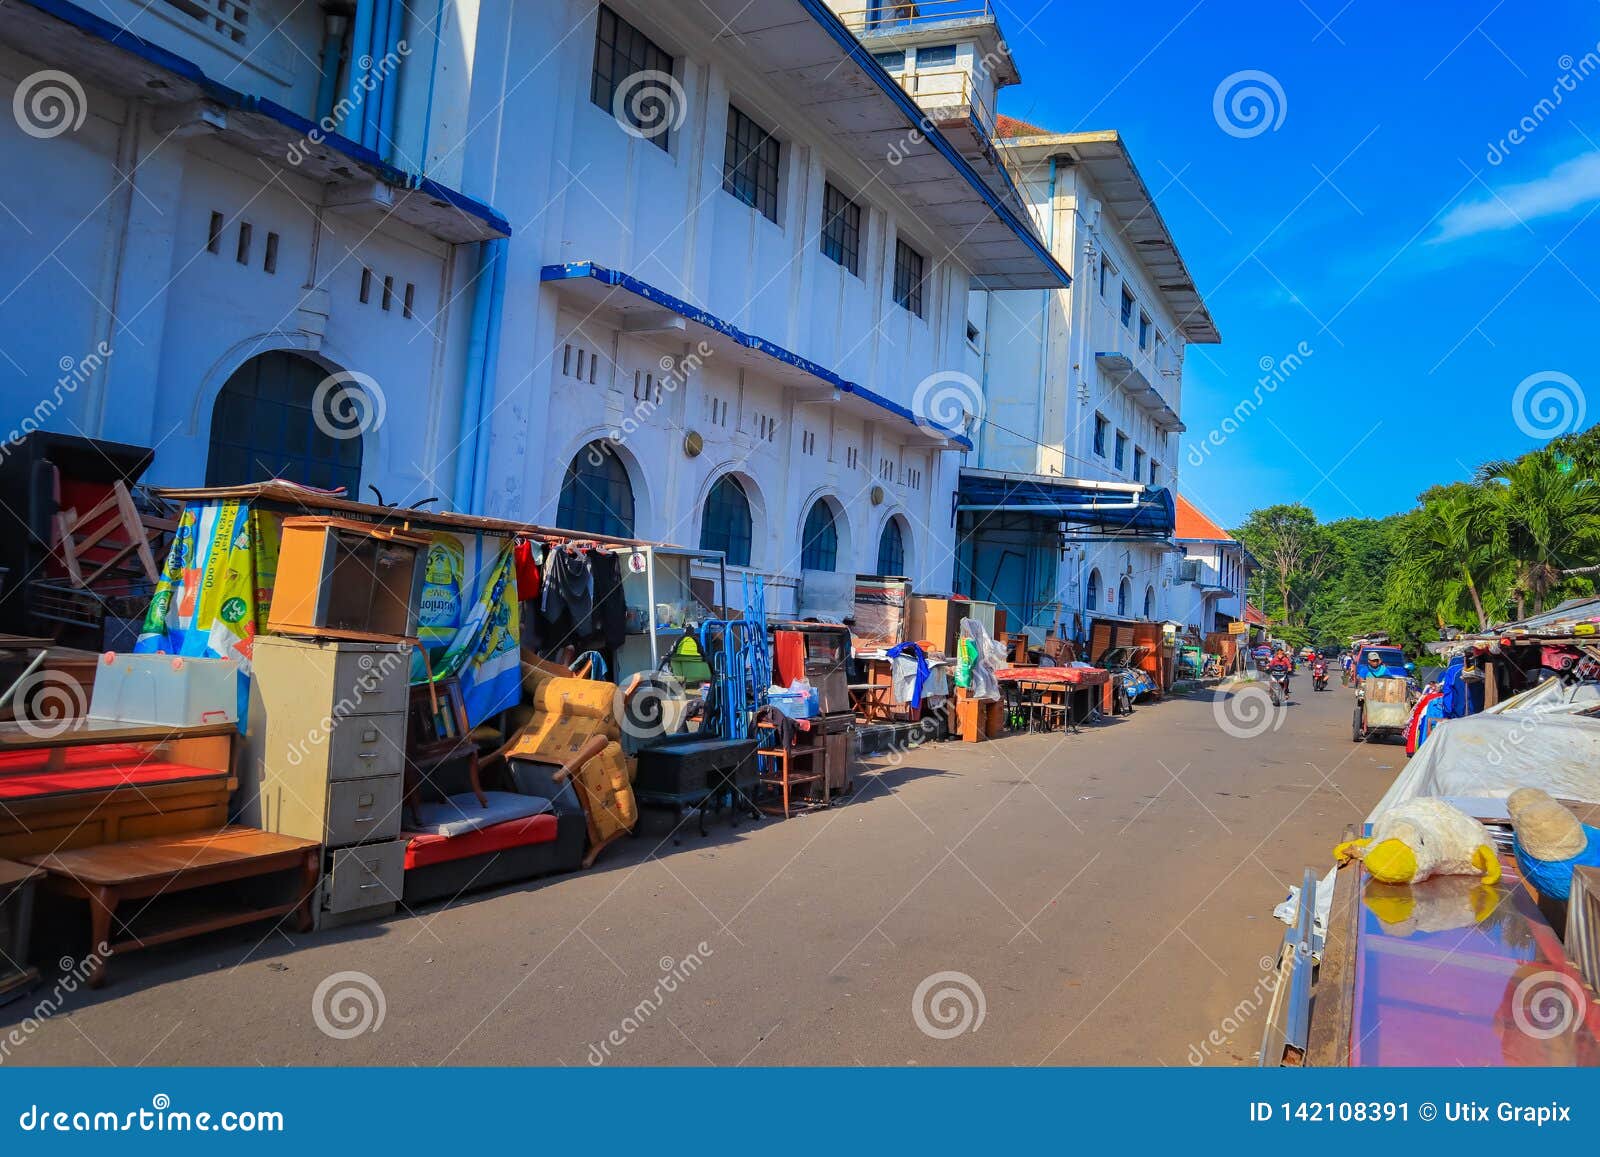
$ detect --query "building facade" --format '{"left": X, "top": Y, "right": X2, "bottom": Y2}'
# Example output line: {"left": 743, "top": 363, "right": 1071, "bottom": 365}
{"left": 952, "top": 117, "right": 1221, "bottom": 642}
{"left": 1170, "top": 495, "right": 1254, "bottom": 637}
{"left": 0, "top": 0, "right": 1070, "bottom": 619}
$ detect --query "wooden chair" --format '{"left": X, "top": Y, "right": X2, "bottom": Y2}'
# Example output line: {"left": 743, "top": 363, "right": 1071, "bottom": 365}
{"left": 51, "top": 481, "right": 175, "bottom": 588}
{"left": 403, "top": 677, "right": 486, "bottom": 825}
{"left": 754, "top": 707, "right": 827, "bottom": 818}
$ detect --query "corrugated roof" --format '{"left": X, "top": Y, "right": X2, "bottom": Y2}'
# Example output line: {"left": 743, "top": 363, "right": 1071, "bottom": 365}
{"left": 995, "top": 114, "right": 1050, "bottom": 138}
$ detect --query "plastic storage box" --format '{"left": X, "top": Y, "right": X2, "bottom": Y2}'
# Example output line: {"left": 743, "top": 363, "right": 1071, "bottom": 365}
{"left": 88, "top": 652, "right": 239, "bottom": 726}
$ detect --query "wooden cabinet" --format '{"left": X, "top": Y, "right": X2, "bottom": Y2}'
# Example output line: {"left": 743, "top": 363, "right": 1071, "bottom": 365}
{"left": 239, "top": 635, "right": 410, "bottom": 927}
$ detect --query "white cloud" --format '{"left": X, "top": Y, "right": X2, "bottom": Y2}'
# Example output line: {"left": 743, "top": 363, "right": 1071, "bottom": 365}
{"left": 1434, "top": 150, "right": 1600, "bottom": 242}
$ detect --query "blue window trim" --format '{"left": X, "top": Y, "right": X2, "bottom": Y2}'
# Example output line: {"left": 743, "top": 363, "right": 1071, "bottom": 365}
{"left": 876, "top": 517, "right": 905, "bottom": 576}
{"left": 700, "top": 475, "right": 753, "bottom": 567}
{"left": 541, "top": 262, "right": 972, "bottom": 448}
{"left": 801, "top": 500, "right": 839, "bottom": 571}
{"left": 557, "top": 441, "right": 636, "bottom": 538}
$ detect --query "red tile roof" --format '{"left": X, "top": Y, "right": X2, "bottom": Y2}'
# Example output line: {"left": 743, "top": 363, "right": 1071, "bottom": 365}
{"left": 994, "top": 114, "right": 1051, "bottom": 138}
{"left": 1174, "top": 495, "right": 1234, "bottom": 542}
{"left": 1244, "top": 602, "right": 1269, "bottom": 625}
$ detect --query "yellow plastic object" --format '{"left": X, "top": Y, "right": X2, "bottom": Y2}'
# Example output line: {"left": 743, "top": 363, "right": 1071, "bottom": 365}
{"left": 1333, "top": 798, "right": 1501, "bottom": 885}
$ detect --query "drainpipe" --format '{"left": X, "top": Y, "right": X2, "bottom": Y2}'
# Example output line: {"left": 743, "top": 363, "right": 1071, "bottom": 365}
{"left": 363, "top": 0, "right": 388, "bottom": 151}
{"left": 347, "top": 0, "right": 374, "bottom": 140}
{"left": 453, "top": 239, "right": 507, "bottom": 512}
{"left": 315, "top": 12, "right": 348, "bottom": 124}
{"left": 378, "top": 0, "right": 404, "bottom": 163}
{"left": 470, "top": 239, "right": 509, "bottom": 512}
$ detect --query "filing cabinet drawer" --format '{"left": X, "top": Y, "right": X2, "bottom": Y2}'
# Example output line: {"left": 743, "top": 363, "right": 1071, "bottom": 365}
{"left": 325, "top": 711, "right": 407, "bottom": 781}
{"left": 323, "top": 840, "right": 405, "bottom": 914}
{"left": 328, "top": 647, "right": 410, "bottom": 716}
{"left": 324, "top": 775, "right": 402, "bottom": 846}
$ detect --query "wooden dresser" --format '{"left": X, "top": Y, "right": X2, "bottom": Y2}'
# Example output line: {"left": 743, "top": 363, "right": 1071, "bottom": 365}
{"left": 238, "top": 635, "right": 410, "bottom": 928}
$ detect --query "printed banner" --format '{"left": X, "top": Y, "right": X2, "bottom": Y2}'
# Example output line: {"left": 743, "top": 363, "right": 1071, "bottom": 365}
{"left": 412, "top": 531, "right": 521, "bottom": 727}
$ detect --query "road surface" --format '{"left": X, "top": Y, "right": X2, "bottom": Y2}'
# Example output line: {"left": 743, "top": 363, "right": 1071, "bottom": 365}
{"left": 4, "top": 675, "right": 1401, "bottom": 1066}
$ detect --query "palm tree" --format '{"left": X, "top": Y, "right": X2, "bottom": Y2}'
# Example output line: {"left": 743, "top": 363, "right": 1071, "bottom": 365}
{"left": 1478, "top": 449, "right": 1600, "bottom": 616}
{"left": 1389, "top": 486, "right": 1505, "bottom": 630}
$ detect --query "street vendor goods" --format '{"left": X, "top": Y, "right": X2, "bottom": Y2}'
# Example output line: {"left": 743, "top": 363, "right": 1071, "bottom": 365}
{"left": 1335, "top": 797, "right": 1501, "bottom": 886}
{"left": 1507, "top": 788, "right": 1600, "bottom": 901}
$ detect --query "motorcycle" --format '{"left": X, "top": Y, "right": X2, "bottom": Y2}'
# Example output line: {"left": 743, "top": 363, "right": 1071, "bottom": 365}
{"left": 1268, "top": 666, "right": 1292, "bottom": 706}
{"left": 1311, "top": 662, "right": 1328, "bottom": 692}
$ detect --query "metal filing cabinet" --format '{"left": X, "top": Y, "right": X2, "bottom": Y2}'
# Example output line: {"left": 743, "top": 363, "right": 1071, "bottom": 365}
{"left": 239, "top": 635, "right": 410, "bottom": 928}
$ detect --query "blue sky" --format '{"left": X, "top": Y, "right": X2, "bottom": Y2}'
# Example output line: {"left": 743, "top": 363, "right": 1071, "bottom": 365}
{"left": 992, "top": 0, "right": 1600, "bottom": 528}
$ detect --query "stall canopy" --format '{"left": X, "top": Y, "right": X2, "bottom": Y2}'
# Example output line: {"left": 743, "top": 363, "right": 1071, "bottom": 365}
{"left": 955, "top": 472, "right": 1176, "bottom": 538}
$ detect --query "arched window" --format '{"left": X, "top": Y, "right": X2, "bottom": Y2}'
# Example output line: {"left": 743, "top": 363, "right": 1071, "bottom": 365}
{"left": 557, "top": 441, "right": 635, "bottom": 537}
{"left": 699, "top": 475, "right": 753, "bottom": 567}
{"left": 876, "top": 517, "right": 905, "bottom": 576}
{"left": 1143, "top": 585, "right": 1155, "bottom": 620}
{"left": 1118, "top": 577, "right": 1132, "bottom": 616}
{"left": 206, "top": 351, "right": 363, "bottom": 493}
{"left": 801, "top": 499, "right": 839, "bottom": 571}
{"left": 1086, "top": 568, "right": 1101, "bottom": 611}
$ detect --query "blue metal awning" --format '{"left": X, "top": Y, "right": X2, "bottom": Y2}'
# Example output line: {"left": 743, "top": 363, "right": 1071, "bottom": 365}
{"left": 541, "top": 262, "right": 973, "bottom": 448}
{"left": 956, "top": 471, "right": 1176, "bottom": 537}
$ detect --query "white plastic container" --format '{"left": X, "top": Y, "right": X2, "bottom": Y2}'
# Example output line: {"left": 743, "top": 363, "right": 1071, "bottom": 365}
{"left": 88, "top": 652, "right": 240, "bottom": 726}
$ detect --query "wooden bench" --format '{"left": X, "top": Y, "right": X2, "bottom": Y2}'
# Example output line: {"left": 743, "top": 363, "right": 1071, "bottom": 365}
{"left": 23, "top": 826, "right": 321, "bottom": 987}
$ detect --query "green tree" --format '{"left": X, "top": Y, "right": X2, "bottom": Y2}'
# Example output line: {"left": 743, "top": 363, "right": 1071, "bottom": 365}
{"left": 1385, "top": 483, "right": 1505, "bottom": 631}
{"left": 1477, "top": 448, "right": 1600, "bottom": 615}
{"left": 1233, "top": 504, "right": 1335, "bottom": 639}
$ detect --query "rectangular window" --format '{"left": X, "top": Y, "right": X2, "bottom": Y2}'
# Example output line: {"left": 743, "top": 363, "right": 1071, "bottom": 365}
{"left": 590, "top": 4, "right": 676, "bottom": 152}
{"left": 916, "top": 44, "right": 957, "bottom": 67}
{"left": 1093, "top": 413, "right": 1108, "bottom": 457}
{"left": 723, "top": 105, "right": 781, "bottom": 222}
{"left": 1139, "top": 311, "right": 1151, "bottom": 350}
{"left": 1133, "top": 447, "right": 1145, "bottom": 481}
{"left": 820, "top": 182, "right": 861, "bottom": 276}
{"left": 1099, "top": 255, "right": 1111, "bottom": 299}
{"left": 872, "top": 50, "right": 905, "bottom": 71}
{"left": 1121, "top": 286, "right": 1135, "bottom": 328}
{"left": 162, "top": 0, "right": 249, "bottom": 46}
{"left": 893, "top": 238, "right": 925, "bottom": 318}
{"left": 1150, "top": 460, "right": 1160, "bottom": 487}
{"left": 1114, "top": 431, "right": 1127, "bottom": 471}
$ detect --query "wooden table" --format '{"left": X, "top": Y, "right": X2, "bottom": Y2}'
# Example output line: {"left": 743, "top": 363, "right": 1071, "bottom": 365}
{"left": 0, "top": 859, "right": 43, "bottom": 1003}
{"left": 23, "top": 826, "right": 321, "bottom": 987}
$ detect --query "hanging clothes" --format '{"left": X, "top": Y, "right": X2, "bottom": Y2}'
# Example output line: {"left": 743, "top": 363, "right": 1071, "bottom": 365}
{"left": 512, "top": 538, "right": 543, "bottom": 603}
{"left": 589, "top": 549, "right": 627, "bottom": 653}
{"left": 541, "top": 544, "right": 595, "bottom": 638}
{"left": 773, "top": 630, "right": 807, "bottom": 688}
{"left": 887, "top": 641, "right": 931, "bottom": 709}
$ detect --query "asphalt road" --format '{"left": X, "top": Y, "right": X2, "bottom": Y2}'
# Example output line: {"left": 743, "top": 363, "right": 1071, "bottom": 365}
{"left": 4, "top": 674, "right": 1403, "bottom": 1067}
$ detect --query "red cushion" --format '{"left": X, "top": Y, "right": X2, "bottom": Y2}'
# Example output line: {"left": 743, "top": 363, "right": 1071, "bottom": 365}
{"left": 402, "top": 813, "right": 558, "bottom": 870}
{"left": 0, "top": 760, "right": 224, "bottom": 800}
{"left": 0, "top": 744, "right": 152, "bottom": 775}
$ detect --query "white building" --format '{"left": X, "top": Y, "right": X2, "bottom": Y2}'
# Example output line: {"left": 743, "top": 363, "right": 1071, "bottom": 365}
{"left": 951, "top": 117, "right": 1222, "bottom": 644}
{"left": 1170, "top": 495, "right": 1254, "bottom": 638}
{"left": 0, "top": 0, "right": 1071, "bottom": 622}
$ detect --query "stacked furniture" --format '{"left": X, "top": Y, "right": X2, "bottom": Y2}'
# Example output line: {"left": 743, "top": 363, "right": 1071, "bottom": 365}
{"left": 239, "top": 635, "right": 411, "bottom": 928}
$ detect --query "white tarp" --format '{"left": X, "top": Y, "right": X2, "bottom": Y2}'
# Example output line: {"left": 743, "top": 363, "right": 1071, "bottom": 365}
{"left": 1483, "top": 675, "right": 1600, "bottom": 716}
{"left": 1367, "top": 710, "right": 1600, "bottom": 820}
